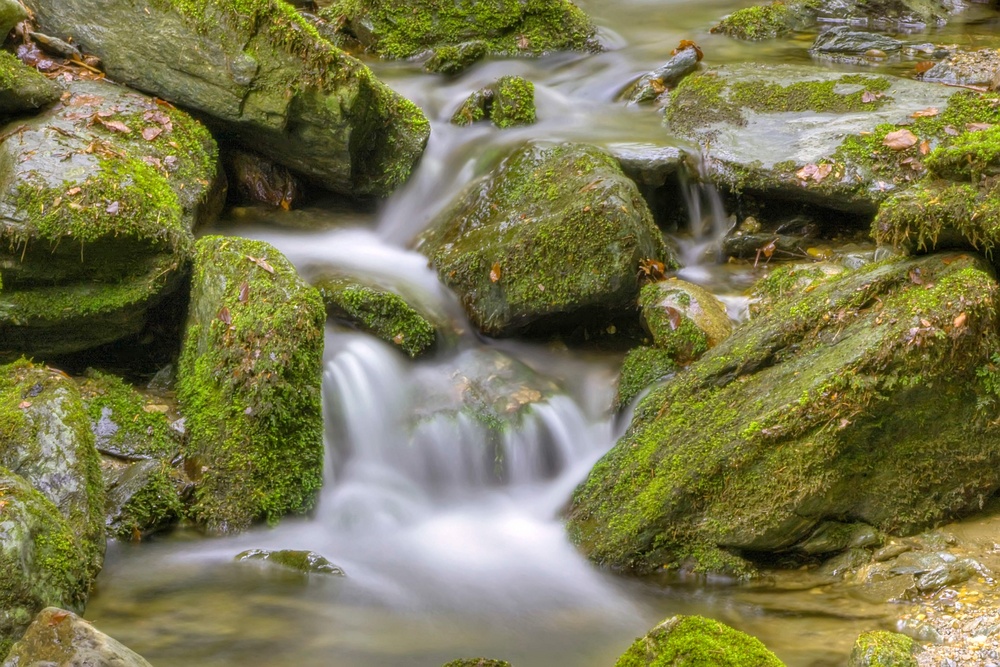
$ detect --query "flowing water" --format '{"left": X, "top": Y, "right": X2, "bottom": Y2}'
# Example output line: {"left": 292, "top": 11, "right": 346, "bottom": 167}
{"left": 84, "top": 0, "right": 1000, "bottom": 664}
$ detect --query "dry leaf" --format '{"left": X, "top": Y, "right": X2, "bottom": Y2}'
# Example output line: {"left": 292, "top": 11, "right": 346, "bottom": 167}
{"left": 664, "top": 306, "right": 682, "bottom": 331}
{"left": 218, "top": 306, "right": 232, "bottom": 326}
{"left": 920, "top": 318, "right": 932, "bottom": 328}
{"left": 246, "top": 255, "right": 275, "bottom": 274}
{"left": 238, "top": 281, "right": 250, "bottom": 303}
{"left": 105, "top": 201, "right": 120, "bottom": 215}
{"left": 517, "top": 34, "right": 529, "bottom": 50}
{"left": 909, "top": 268, "right": 923, "bottom": 285}
{"left": 954, "top": 311, "right": 968, "bottom": 329}
{"left": 967, "top": 122, "right": 993, "bottom": 132}
{"left": 66, "top": 186, "right": 81, "bottom": 196}
{"left": 672, "top": 39, "right": 704, "bottom": 61}
{"left": 47, "top": 610, "right": 71, "bottom": 626}
{"left": 17, "top": 401, "right": 30, "bottom": 409}
{"left": 862, "top": 91, "right": 881, "bottom": 103}
{"left": 489, "top": 261, "right": 501, "bottom": 283}
{"left": 142, "top": 126, "right": 162, "bottom": 141}
{"left": 796, "top": 163, "right": 818, "bottom": 181}
{"left": 910, "top": 107, "right": 939, "bottom": 118}
{"left": 100, "top": 118, "right": 132, "bottom": 133}
{"left": 914, "top": 61, "right": 935, "bottom": 74}
{"left": 883, "top": 129, "right": 918, "bottom": 150}
{"left": 919, "top": 140, "right": 930, "bottom": 155}
{"left": 944, "top": 125, "right": 959, "bottom": 136}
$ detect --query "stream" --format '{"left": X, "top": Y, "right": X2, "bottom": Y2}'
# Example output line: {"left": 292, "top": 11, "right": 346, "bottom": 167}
{"left": 83, "top": 0, "right": 1000, "bottom": 665}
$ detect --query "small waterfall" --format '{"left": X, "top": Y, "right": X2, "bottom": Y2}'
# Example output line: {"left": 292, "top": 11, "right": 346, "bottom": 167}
{"left": 675, "top": 158, "right": 733, "bottom": 284}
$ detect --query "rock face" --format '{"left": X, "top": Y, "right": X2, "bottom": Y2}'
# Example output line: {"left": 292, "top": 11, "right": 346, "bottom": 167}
{"left": 0, "top": 360, "right": 104, "bottom": 579}
{"left": 178, "top": 236, "right": 325, "bottom": 534}
{"left": 613, "top": 615, "right": 785, "bottom": 666}
{"left": 568, "top": 252, "right": 1000, "bottom": 576}
{"left": 2, "top": 607, "right": 153, "bottom": 667}
{"left": 922, "top": 49, "right": 1000, "bottom": 87}
{"left": 321, "top": 0, "right": 598, "bottom": 69}
{"left": 25, "top": 0, "right": 429, "bottom": 197}
{"left": 0, "top": 79, "right": 221, "bottom": 357}
{"left": 417, "top": 142, "right": 672, "bottom": 337}
{"left": 0, "top": 471, "right": 92, "bottom": 657}
{"left": 665, "top": 64, "right": 959, "bottom": 214}
{"left": 0, "top": 50, "right": 59, "bottom": 117}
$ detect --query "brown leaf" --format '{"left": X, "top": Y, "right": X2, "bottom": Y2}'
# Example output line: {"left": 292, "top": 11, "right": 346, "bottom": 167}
{"left": 910, "top": 107, "right": 939, "bottom": 118}
{"left": 914, "top": 60, "right": 935, "bottom": 74}
{"left": 944, "top": 125, "right": 959, "bottom": 136}
{"left": 967, "top": 122, "right": 994, "bottom": 132}
{"left": 909, "top": 268, "right": 923, "bottom": 285}
{"left": 883, "top": 129, "right": 919, "bottom": 150}
{"left": 238, "top": 281, "right": 250, "bottom": 303}
{"left": 17, "top": 401, "right": 31, "bottom": 409}
{"left": 489, "top": 261, "right": 501, "bottom": 283}
{"left": 813, "top": 163, "right": 832, "bottom": 182}
{"left": 664, "top": 306, "right": 682, "bottom": 331}
{"left": 919, "top": 140, "right": 930, "bottom": 155}
{"left": 920, "top": 318, "right": 932, "bottom": 328}
{"left": 66, "top": 186, "right": 81, "bottom": 196}
{"left": 954, "top": 311, "right": 968, "bottom": 329}
{"left": 100, "top": 118, "right": 132, "bottom": 134}
{"left": 517, "top": 34, "right": 529, "bottom": 50}
{"left": 672, "top": 39, "right": 703, "bottom": 61}
{"left": 218, "top": 306, "right": 231, "bottom": 326}
{"left": 246, "top": 255, "right": 275, "bottom": 274}
{"left": 47, "top": 610, "right": 71, "bottom": 626}
{"left": 861, "top": 91, "right": 881, "bottom": 103}
{"left": 142, "top": 126, "right": 162, "bottom": 141}
{"left": 796, "top": 163, "right": 818, "bottom": 181}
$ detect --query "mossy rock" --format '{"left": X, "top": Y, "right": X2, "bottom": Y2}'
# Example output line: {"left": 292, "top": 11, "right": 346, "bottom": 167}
{"left": 664, "top": 64, "right": 961, "bottom": 215}
{"left": 416, "top": 142, "right": 673, "bottom": 337}
{"left": 615, "top": 346, "right": 676, "bottom": 411}
{"left": 78, "top": 369, "right": 178, "bottom": 460}
{"left": 614, "top": 615, "right": 785, "bottom": 666}
{"left": 104, "top": 459, "right": 184, "bottom": 540}
{"left": 0, "top": 0, "right": 27, "bottom": 36}
{"left": 2, "top": 606, "right": 153, "bottom": 667}
{"left": 452, "top": 76, "right": 537, "bottom": 129}
{"left": 442, "top": 660, "right": 511, "bottom": 667}
{"left": 923, "top": 48, "right": 1000, "bottom": 88}
{"left": 849, "top": 630, "right": 919, "bottom": 666}
{"left": 0, "top": 360, "right": 104, "bottom": 580}
{"left": 25, "top": 0, "right": 429, "bottom": 197}
{"left": 0, "top": 50, "right": 59, "bottom": 117}
{"left": 711, "top": 0, "right": 818, "bottom": 40}
{"left": 320, "top": 0, "right": 599, "bottom": 67}
{"left": 568, "top": 252, "right": 1000, "bottom": 575}
{"left": 0, "top": 470, "right": 92, "bottom": 658}
{"left": 235, "top": 548, "right": 345, "bottom": 575}
{"left": 178, "top": 236, "right": 325, "bottom": 534}
{"left": 639, "top": 279, "right": 732, "bottom": 364}
{"left": 315, "top": 274, "right": 437, "bottom": 358}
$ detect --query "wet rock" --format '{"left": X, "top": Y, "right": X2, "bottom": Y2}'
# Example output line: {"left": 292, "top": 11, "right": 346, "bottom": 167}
{"left": 664, "top": 64, "right": 959, "bottom": 215}
{"left": 25, "top": 0, "right": 429, "bottom": 197}
{"left": 104, "top": 459, "right": 184, "bottom": 540}
{"left": 0, "top": 470, "right": 92, "bottom": 657}
{"left": 898, "top": 618, "right": 945, "bottom": 644}
{"left": 849, "top": 630, "right": 920, "bottom": 667}
{"left": 623, "top": 44, "right": 701, "bottom": 104}
{"left": 451, "top": 76, "right": 536, "bottom": 129}
{"left": 639, "top": 279, "right": 732, "bottom": 364}
{"left": 0, "top": 0, "right": 26, "bottom": 37}
{"left": 916, "top": 558, "right": 978, "bottom": 592}
{"left": 0, "top": 50, "right": 59, "bottom": 118}
{"left": 810, "top": 26, "right": 904, "bottom": 59}
{"left": 0, "top": 79, "right": 221, "bottom": 357}
{"left": 78, "top": 369, "right": 178, "bottom": 460}
{"left": 424, "top": 41, "right": 489, "bottom": 76}
{"left": 416, "top": 142, "right": 672, "bottom": 338}
{"left": 178, "top": 236, "right": 325, "bottom": 534}
{"left": 224, "top": 149, "right": 305, "bottom": 210}
{"left": 613, "top": 615, "right": 784, "bottom": 666}
{"left": 2, "top": 606, "right": 153, "bottom": 667}
{"left": 0, "top": 360, "right": 105, "bottom": 579}
{"left": 798, "top": 521, "right": 883, "bottom": 555}
{"left": 922, "top": 48, "right": 1000, "bottom": 87}
{"left": 615, "top": 346, "right": 676, "bottom": 410}
{"left": 316, "top": 274, "right": 437, "bottom": 358}
{"left": 319, "top": 0, "right": 599, "bottom": 68}
{"left": 608, "top": 143, "right": 688, "bottom": 187}
{"left": 711, "top": 0, "right": 818, "bottom": 40}
{"left": 236, "top": 549, "right": 345, "bottom": 576}
{"left": 568, "top": 252, "right": 1000, "bottom": 576}
{"left": 819, "top": 0, "right": 955, "bottom": 29}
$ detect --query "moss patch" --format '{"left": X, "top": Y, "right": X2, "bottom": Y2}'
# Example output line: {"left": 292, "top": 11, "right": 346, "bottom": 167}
{"left": 614, "top": 615, "right": 785, "bottom": 666}
{"left": 78, "top": 370, "right": 177, "bottom": 459}
{"left": 849, "top": 630, "right": 919, "bottom": 667}
{"left": 615, "top": 346, "right": 676, "bottom": 410}
{"left": 452, "top": 76, "right": 537, "bottom": 129}
{"left": 711, "top": 0, "right": 816, "bottom": 41}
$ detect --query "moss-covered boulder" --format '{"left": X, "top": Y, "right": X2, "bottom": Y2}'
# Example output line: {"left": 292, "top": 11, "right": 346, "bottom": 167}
{"left": 315, "top": 274, "right": 437, "bottom": 358}
{"left": 2, "top": 606, "right": 153, "bottom": 667}
{"left": 849, "top": 630, "right": 920, "bottom": 666}
{"left": 614, "top": 346, "right": 676, "bottom": 410}
{"left": 178, "top": 236, "right": 325, "bottom": 534}
{"left": 235, "top": 548, "right": 345, "bottom": 575}
{"left": 711, "top": 0, "right": 817, "bottom": 40}
{"left": 639, "top": 279, "right": 732, "bottom": 364}
{"left": 0, "top": 79, "right": 221, "bottom": 357}
{"left": 320, "top": 0, "right": 599, "bottom": 71}
{"left": 0, "top": 471, "right": 92, "bottom": 658}
{"left": 25, "top": 0, "right": 428, "bottom": 197}
{"left": 416, "top": 142, "right": 672, "bottom": 337}
{"left": 0, "top": 50, "right": 59, "bottom": 118}
{"left": 568, "top": 251, "right": 1000, "bottom": 575}
{"left": 614, "top": 615, "right": 785, "bottom": 666}
{"left": 104, "top": 459, "right": 184, "bottom": 541}
{"left": 0, "top": 360, "right": 104, "bottom": 579}
{"left": 665, "top": 64, "right": 961, "bottom": 215}
{"left": 452, "top": 76, "right": 536, "bottom": 129}
{"left": 78, "top": 370, "right": 178, "bottom": 460}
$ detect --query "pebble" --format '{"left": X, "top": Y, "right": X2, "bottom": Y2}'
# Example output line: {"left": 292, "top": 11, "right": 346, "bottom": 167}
{"left": 912, "top": 579, "right": 1000, "bottom": 666}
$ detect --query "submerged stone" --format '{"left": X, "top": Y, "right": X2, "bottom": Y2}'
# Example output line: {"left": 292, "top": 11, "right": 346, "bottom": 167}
{"left": 849, "top": 630, "right": 920, "bottom": 667}
{"left": 613, "top": 615, "right": 785, "bottom": 666}
{"left": 568, "top": 252, "right": 1000, "bottom": 575}
{"left": 922, "top": 48, "right": 1000, "bottom": 87}
{"left": 25, "top": 0, "right": 429, "bottom": 197}
{"left": 235, "top": 549, "right": 345, "bottom": 576}
{"left": 178, "top": 236, "right": 325, "bottom": 534}
{"left": 2, "top": 607, "right": 153, "bottom": 667}
{"left": 416, "top": 142, "right": 672, "bottom": 337}
{"left": 810, "top": 26, "right": 904, "bottom": 59}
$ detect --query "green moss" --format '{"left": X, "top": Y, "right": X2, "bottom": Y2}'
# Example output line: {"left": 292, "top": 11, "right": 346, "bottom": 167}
{"left": 451, "top": 76, "right": 536, "bottom": 129}
{"left": 452, "top": 88, "right": 493, "bottom": 127}
{"left": 925, "top": 125, "right": 1000, "bottom": 182}
{"left": 424, "top": 41, "right": 489, "bottom": 75}
{"left": 730, "top": 75, "right": 891, "bottom": 114}
{"left": 177, "top": 236, "right": 325, "bottom": 533}
{"left": 666, "top": 73, "right": 744, "bottom": 134}
{"left": 107, "top": 461, "right": 183, "bottom": 540}
{"left": 639, "top": 283, "right": 710, "bottom": 363}
{"left": 711, "top": 2, "right": 803, "bottom": 40}
{"left": 0, "top": 50, "right": 59, "bottom": 114}
{"left": 316, "top": 277, "right": 436, "bottom": 357}
{"left": 77, "top": 370, "right": 177, "bottom": 459}
{"left": 849, "top": 630, "right": 919, "bottom": 667}
{"left": 614, "top": 615, "right": 785, "bottom": 667}
{"left": 616, "top": 347, "right": 677, "bottom": 410}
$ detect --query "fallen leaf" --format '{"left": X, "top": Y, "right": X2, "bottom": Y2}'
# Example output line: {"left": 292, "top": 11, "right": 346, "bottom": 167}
{"left": 954, "top": 311, "right": 968, "bottom": 329}
{"left": 238, "top": 281, "right": 250, "bottom": 303}
{"left": 944, "top": 125, "right": 959, "bottom": 136}
{"left": 814, "top": 163, "right": 833, "bottom": 182}
{"left": 919, "top": 140, "right": 930, "bottom": 155}
{"left": 246, "top": 255, "right": 275, "bottom": 274}
{"left": 883, "top": 129, "right": 918, "bottom": 150}
{"left": 47, "top": 610, "right": 70, "bottom": 626}
{"left": 105, "top": 201, "right": 120, "bottom": 215}
{"left": 672, "top": 39, "right": 703, "bottom": 61}
{"left": 920, "top": 318, "right": 932, "bottom": 328}
{"left": 967, "top": 122, "right": 993, "bottom": 132}
{"left": 100, "top": 118, "right": 132, "bottom": 134}
{"left": 66, "top": 186, "right": 81, "bottom": 196}
{"left": 910, "top": 107, "right": 939, "bottom": 118}
{"left": 142, "top": 126, "right": 162, "bottom": 141}
{"left": 517, "top": 34, "right": 529, "bottom": 50}
{"left": 909, "top": 268, "right": 923, "bottom": 285}
{"left": 914, "top": 60, "right": 935, "bottom": 74}
{"left": 664, "top": 306, "right": 682, "bottom": 331}
{"left": 17, "top": 401, "right": 30, "bottom": 409}
{"left": 393, "top": 333, "right": 405, "bottom": 345}
{"left": 489, "top": 261, "right": 501, "bottom": 283}
{"left": 218, "top": 306, "right": 232, "bottom": 326}
{"left": 796, "top": 163, "right": 818, "bottom": 181}
{"left": 862, "top": 91, "right": 882, "bottom": 103}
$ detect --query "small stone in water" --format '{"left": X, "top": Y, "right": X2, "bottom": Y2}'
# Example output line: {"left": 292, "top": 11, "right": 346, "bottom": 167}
{"left": 235, "top": 549, "right": 346, "bottom": 576}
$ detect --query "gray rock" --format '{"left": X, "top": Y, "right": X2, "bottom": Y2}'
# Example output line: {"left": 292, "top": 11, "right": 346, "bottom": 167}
{"left": 623, "top": 45, "right": 701, "bottom": 104}
{"left": 2, "top": 607, "right": 152, "bottom": 667}
{"left": 609, "top": 143, "right": 688, "bottom": 187}
{"left": 104, "top": 459, "right": 183, "bottom": 541}
{"left": 810, "top": 26, "right": 904, "bottom": 58}
{"left": 923, "top": 48, "right": 1000, "bottom": 87}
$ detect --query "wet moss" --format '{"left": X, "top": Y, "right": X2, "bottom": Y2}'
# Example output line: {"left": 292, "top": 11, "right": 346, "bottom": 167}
{"left": 711, "top": 0, "right": 816, "bottom": 41}
{"left": 452, "top": 76, "right": 536, "bottom": 129}
{"left": 666, "top": 73, "right": 744, "bottom": 134}
{"left": 177, "top": 236, "right": 325, "bottom": 533}
{"left": 424, "top": 41, "right": 489, "bottom": 75}
{"left": 849, "top": 630, "right": 919, "bottom": 667}
{"left": 105, "top": 460, "right": 183, "bottom": 540}
{"left": 925, "top": 125, "right": 1000, "bottom": 182}
{"left": 0, "top": 50, "right": 59, "bottom": 115}
{"left": 730, "top": 75, "right": 891, "bottom": 114}
{"left": 615, "top": 346, "right": 676, "bottom": 411}
{"left": 77, "top": 370, "right": 177, "bottom": 459}
{"left": 614, "top": 615, "right": 785, "bottom": 666}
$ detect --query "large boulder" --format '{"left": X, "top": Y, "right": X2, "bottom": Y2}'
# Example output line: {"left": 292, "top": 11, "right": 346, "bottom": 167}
{"left": 416, "top": 142, "right": 672, "bottom": 337}
{"left": 26, "top": 0, "right": 429, "bottom": 197}
{"left": 568, "top": 252, "right": 1000, "bottom": 576}
{"left": 0, "top": 79, "right": 221, "bottom": 357}
{"left": 664, "top": 64, "right": 961, "bottom": 215}
{"left": 0, "top": 471, "right": 92, "bottom": 657}
{"left": 614, "top": 615, "right": 785, "bottom": 666}
{"left": 0, "top": 360, "right": 104, "bottom": 579}
{"left": 2, "top": 607, "right": 153, "bottom": 667}
{"left": 178, "top": 236, "right": 325, "bottom": 534}
{"left": 320, "top": 0, "right": 599, "bottom": 71}
{"left": 0, "top": 50, "right": 59, "bottom": 118}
